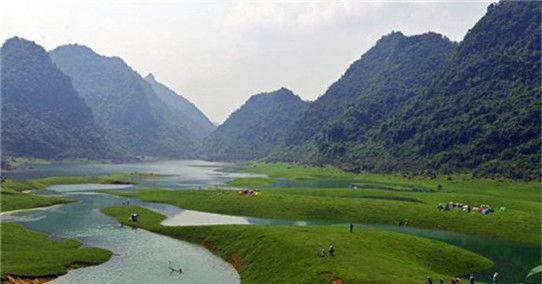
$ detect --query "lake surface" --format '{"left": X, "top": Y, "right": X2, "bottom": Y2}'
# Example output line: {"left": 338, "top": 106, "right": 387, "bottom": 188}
{"left": 3, "top": 160, "right": 540, "bottom": 283}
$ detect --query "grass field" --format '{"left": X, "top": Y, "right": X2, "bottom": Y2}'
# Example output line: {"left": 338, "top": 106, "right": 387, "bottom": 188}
{"left": 0, "top": 173, "right": 153, "bottom": 212}
{"left": 106, "top": 163, "right": 541, "bottom": 245}
{"left": 102, "top": 205, "right": 492, "bottom": 284}
{"left": 1, "top": 223, "right": 112, "bottom": 278}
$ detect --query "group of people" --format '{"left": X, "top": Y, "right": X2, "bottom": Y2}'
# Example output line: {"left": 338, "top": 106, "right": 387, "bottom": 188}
{"left": 437, "top": 202, "right": 498, "bottom": 215}
{"left": 236, "top": 188, "right": 259, "bottom": 196}
{"left": 319, "top": 243, "right": 335, "bottom": 257}
{"left": 427, "top": 272, "right": 499, "bottom": 284}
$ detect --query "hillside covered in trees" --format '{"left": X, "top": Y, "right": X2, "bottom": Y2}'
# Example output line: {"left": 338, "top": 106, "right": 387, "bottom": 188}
{"left": 1, "top": 38, "right": 109, "bottom": 160}
{"left": 199, "top": 88, "right": 308, "bottom": 160}
{"left": 49, "top": 45, "right": 209, "bottom": 157}
{"left": 268, "top": 1, "right": 540, "bottom": 180}
{"left": 144, "top": 73, "right": 216, "bottom": 141}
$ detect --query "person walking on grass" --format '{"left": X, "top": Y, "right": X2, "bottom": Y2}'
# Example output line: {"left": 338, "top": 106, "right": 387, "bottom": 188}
{"left": 349, "top": 223, "right": 354, "bottom": 233}
{"left": 470, "top": 274, "right": 475, "bottom": 284}
{"left": 492, "top": 272, "right": 499, "bottom": 284}
{"left": 320, "top": 248, "right": 326, "bottom": 257}
{"left": 427, "top": 276, "right": 433, "bottom": 284}
{"left": 329, "top": 243, "right": 335, "bottom": 257}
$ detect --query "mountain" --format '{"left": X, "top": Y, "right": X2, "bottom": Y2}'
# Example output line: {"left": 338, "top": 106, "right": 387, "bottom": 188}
{"left": 199, "top": 88, "right": 309, "bottom": 160}
{"left": 373, "top": 0, "right": 541, "bottom": 179}
{"left": 49, "top": 45, "right": 199, "bottom": 157}
{"left": 1, "top": 37, "right": 109, "bottom": 160}
{"left": 144, "top": 73, "right": 215, "bottom": 140}
{"left": 273, "top": 31, "right": 456, "bottom": 164}
{"left": 275, "top": 1, "right": 541, "bottom": 180}
{"left": 282, "top": 32, "right": 457, "bottom": 149}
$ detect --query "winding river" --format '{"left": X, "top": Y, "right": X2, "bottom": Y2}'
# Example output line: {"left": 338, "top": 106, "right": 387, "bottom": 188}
{"left": 2, "top": 160, "right": 540, "bottom": 283}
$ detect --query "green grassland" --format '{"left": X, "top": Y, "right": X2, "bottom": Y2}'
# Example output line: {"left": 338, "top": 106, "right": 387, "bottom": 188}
{"left": 1, "top": 173, "right": 153, "bottom": 212}
{"left": 227, "top": 177, "right": 277, "bottom": 187}
{"left": 102, "top": 205, "right": 492, "bottom": 284}
{"left": 1, "top": 223, "right": 112, "bottom": 278}
{"left": 109, "top": 163, "right": 541, "bottom": 245}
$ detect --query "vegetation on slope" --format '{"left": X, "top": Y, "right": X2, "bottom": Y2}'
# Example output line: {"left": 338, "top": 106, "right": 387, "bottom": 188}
{"left": 102, "top": 206, "right": 492, "bottom": 284}
{"left": 270, "top": 1, "right": 541, "bottom": 180}
{"left": 200, "top": 88, "right": 309, "bottom": 160}
{"left": 144, "top": 73, "right": 216, "bottom": 140}
{"left": 0, "top": 37, "right": 109, "bottom": 160}
{"left": 49, "top": 44, "right": 200, "bottom": 157}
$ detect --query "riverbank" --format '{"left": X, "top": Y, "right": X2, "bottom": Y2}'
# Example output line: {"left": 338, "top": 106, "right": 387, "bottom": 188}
{"left": 220, "top": 162, "right": 541, "bottom": 245}
{"left": 102, "top": 205, "right": 493, "bottom": 283}
{"left": 0, "top": 173, "right": 152, "bottom": 282}
{"left": 1, "top": 223, "right": 112, "bottom": 281}
{"left": 105, "top": 183, "right": 540, "bottom": 245}
{"left": 0, "top": 173, "right": 152, "bottom": 212}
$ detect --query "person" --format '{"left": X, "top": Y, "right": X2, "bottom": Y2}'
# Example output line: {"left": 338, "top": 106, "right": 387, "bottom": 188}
{"left": 349, "top": 223, "right": 354, "bottom": 233}
{"left": 320, "top": 248, "right": 326, "bottom": 257}
{"left": 329, "top": 243, "right": 335, "bottom": 257}
{"left": 492, "top": 272, "right": 499, "bottom": 284}
{"left": 427, "top": 276, "right": 433, "bottom": 284}
{"left": 470, "top": 274, "right": 475, "bottom": 284}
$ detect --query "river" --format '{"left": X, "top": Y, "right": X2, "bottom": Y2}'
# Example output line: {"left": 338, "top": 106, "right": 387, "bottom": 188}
{"left": 2, "top": 160, "right": 540, "bottom": 283}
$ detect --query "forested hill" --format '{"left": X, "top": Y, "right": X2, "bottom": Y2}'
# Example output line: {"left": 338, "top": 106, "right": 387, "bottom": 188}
{"left": 49, "top": 45, "right": 200, "bottom": 157}
{"left": 1, "top": 37, "right": 109, "bottom": 160}
{"left": 144, "top": 73, "right": 215, "bottom": 140}
{"left": 199, "top": 88, "right": 309, "bottom": 160}
{"left": 374, "top": 0, "right": 541, "bottom": 179}
{"left": 272, "top": 1, "right": 541, "bottom": 180}
{"left": 282, "top": 32, "right": 456, "bottom": 148}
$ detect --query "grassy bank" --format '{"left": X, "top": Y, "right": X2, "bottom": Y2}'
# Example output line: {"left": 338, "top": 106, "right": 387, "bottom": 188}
{"left": 106, "top": 187, "right": 539, "bottom": 245}
{"left": 107, "top": 163, "right": 541, "bottom": 245}
{"left": 0, "top": 174, "right": 134, "bottom": 280}
{"left": 102, "top": 205, "right": 492, "bottom": 283}
{"left": 1, "top": 223, "right": 112, "bottom": 279}
{"left": 0, "top": 173, "right": 153, "bottom": 212}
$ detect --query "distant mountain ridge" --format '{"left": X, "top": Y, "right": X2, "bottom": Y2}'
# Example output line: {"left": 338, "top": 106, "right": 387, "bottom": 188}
{"left": 199, "top": 88, "right": 309, "bottom": 160}
{"left": 144, "top": 73, "right": 215, "bottom": 140}
{"left": 49, "top": 44, "right": 212, "bottom": 158}
{"left": 1, "top": 37, "right": 109, "bottom": 160}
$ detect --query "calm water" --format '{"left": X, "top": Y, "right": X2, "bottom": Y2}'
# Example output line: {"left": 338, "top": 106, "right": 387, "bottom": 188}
{"left": 3, "top": 160, "right": 246, "bottom": 284}
{"left": 3, "top": 160, "right": 540, "bottom": 283}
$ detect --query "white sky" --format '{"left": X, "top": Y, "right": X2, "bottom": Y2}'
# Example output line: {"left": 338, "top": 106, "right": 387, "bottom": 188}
{"left": 1, "top": 0, "right": 490, "bottom": 122}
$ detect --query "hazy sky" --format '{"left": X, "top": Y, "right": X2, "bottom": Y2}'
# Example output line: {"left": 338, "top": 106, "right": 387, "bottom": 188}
{"left": 1, "top": 0, "right": 490, "bottom": 122}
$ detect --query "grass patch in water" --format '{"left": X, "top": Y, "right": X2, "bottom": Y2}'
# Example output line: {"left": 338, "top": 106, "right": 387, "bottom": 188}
{"left": 1, "top": 223, "right": 112, "bottom": 279}
{"left": 0, "top": 173, "right": 155, "bottom": 212}
{"left": 106, "top": 186, "right": 540, "bottom": 245}
{"left": 102, "top": 205, "right": 492, "bottom": 284}
{"left": 0, "top": 193, "right": 72, "bottom": 213}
